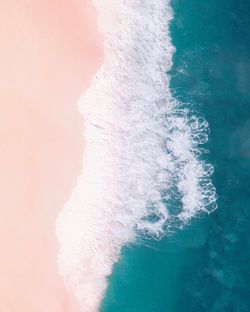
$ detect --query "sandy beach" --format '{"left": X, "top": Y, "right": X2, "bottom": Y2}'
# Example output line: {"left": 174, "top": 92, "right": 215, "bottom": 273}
{"left": 0, "top": 0, "right": 102, "bottom": 311}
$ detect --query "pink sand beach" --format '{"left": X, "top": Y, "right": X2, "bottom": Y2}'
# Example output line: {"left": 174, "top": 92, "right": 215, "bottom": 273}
{"left": 0, "top": 1, "right": 102, "bottom": 310}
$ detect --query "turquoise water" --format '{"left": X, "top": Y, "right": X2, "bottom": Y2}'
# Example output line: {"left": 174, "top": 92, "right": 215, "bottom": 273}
{"left": 101, "top": 1, "right": 250, "bottom": 311}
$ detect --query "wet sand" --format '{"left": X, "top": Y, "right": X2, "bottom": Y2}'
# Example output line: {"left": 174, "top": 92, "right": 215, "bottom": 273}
{"left": 0, "top": 0, "right": 102, "bottom": 311}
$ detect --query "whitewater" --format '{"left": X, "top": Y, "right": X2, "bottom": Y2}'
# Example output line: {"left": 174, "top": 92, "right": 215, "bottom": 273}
{"left": 56, "top": 1, "right": 217, "bottom": 311}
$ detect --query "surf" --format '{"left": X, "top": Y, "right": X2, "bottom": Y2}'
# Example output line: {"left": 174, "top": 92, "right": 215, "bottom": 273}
{"left": 55, "top": 1, "right": 217, "bottom": 311}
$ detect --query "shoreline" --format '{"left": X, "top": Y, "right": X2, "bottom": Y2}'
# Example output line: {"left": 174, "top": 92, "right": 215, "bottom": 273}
{"left": 0, "top": 0, "right": 102, "bottom": 311}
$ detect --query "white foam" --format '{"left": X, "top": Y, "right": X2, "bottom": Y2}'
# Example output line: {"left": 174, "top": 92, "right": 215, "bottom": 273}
{"left": 56, "top": 1, "right": 217, "bottom": 311}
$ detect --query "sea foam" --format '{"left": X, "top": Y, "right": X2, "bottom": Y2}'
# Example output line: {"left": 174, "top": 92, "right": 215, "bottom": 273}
{"left": 56, "top": 1, "right": 217, "bottom": 311}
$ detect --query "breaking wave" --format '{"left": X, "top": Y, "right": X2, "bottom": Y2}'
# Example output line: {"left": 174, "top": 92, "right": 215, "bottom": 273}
{"left": 56, "top": 1, "right": 217, "bottom": 311}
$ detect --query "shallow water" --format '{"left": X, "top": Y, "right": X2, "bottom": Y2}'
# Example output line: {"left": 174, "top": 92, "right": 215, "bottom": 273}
{"left": 101, "top": 0, "right": 250, "bottom": 311}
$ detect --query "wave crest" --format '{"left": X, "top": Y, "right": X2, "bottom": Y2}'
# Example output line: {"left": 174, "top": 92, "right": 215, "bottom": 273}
{"left": 56, "top": 1, "right": 217, "bottom": 311}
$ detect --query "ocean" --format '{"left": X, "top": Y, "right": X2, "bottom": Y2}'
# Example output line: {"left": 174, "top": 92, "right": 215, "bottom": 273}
{"left": 100, "top": 1, "right": 250, "bottom": 311}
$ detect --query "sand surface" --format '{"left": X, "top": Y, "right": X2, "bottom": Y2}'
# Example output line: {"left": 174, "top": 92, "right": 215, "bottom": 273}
{"left": 0, "top": 1, "right": 102, "bottom": 311}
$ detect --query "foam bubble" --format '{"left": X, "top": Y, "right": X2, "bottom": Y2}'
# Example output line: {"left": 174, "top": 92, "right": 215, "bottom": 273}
{"left": 56, "top": 1, "right": 217, "bottom": 311}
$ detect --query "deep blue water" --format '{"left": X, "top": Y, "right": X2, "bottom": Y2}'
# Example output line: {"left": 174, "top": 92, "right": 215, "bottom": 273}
{"left": 101, "top": 1, "right": 250, "bottom": 311}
